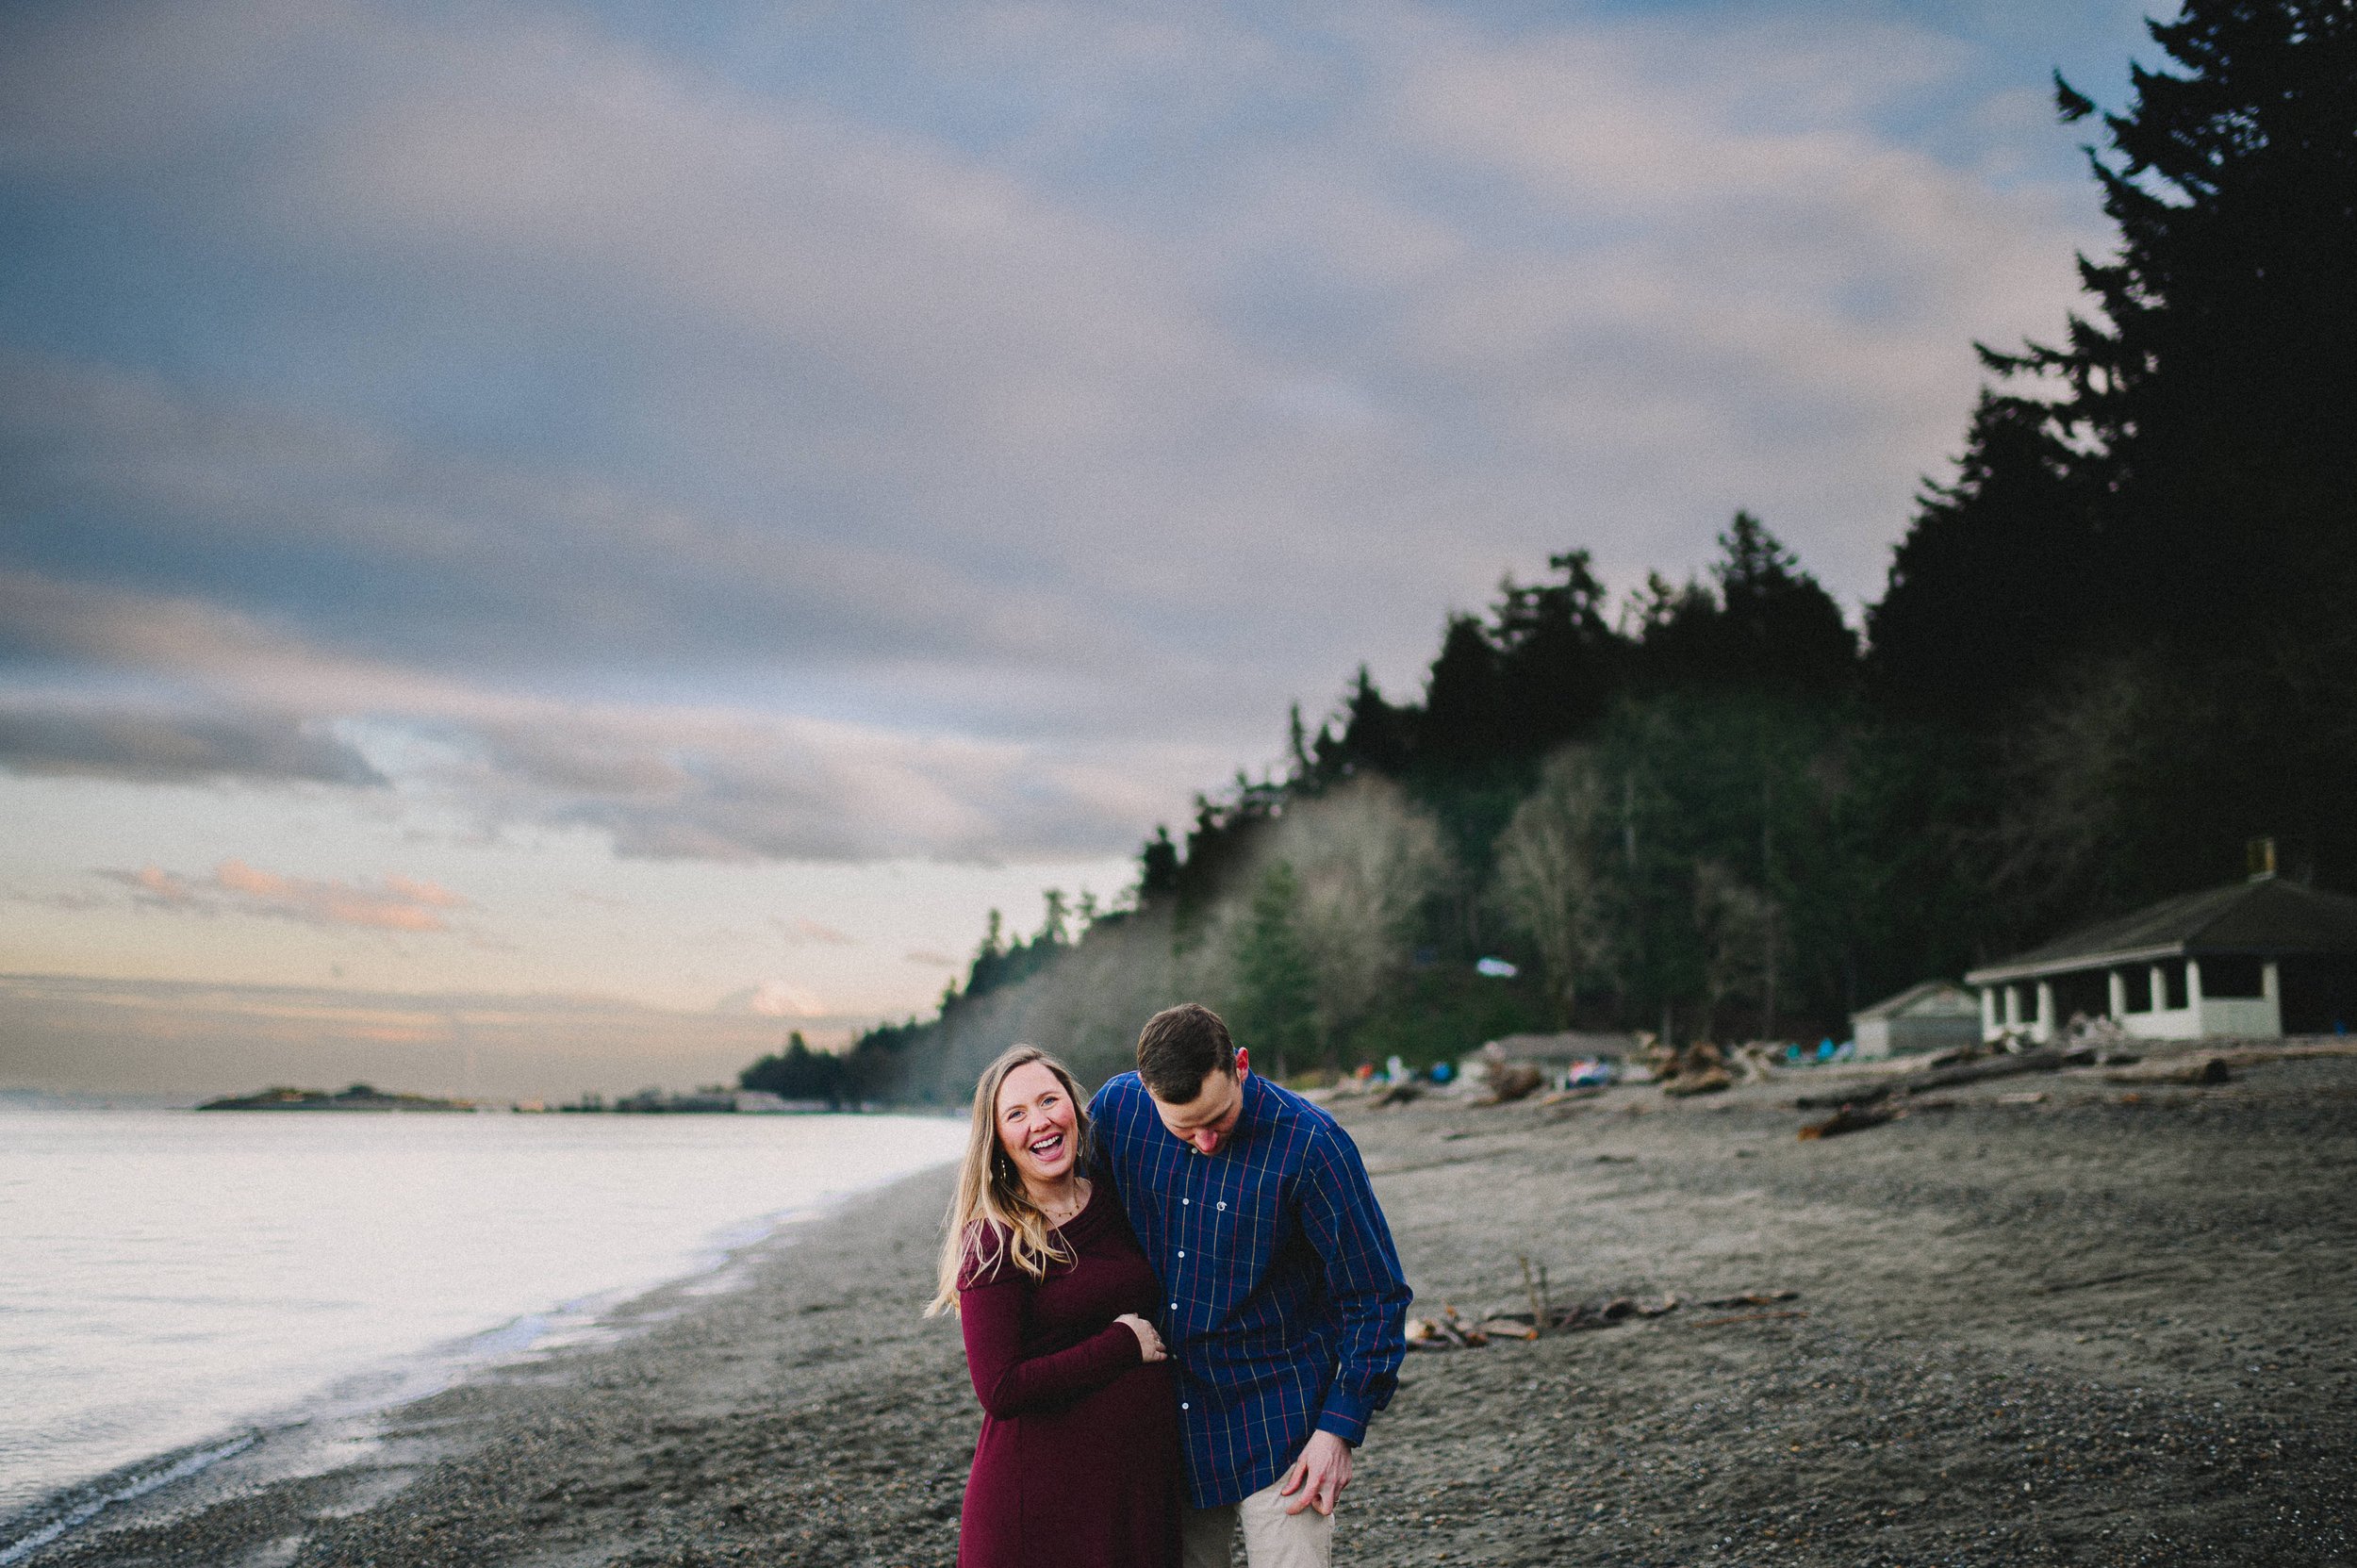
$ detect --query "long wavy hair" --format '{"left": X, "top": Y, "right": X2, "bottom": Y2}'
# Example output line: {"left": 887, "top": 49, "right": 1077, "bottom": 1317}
{"left": 926, "top": 1044, "right": 1094, "bottom": 1317}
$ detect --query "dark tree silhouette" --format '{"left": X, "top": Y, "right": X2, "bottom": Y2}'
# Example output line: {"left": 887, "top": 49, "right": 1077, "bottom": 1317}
{"left": 1492, "top": 550, "right": 1621, "bottom": 750}
{"left": 1869, "top": 394, "right": 2094, "bottom": 714}
{"left": 1418, "top": 613, "right": 1512, "bottom": 764}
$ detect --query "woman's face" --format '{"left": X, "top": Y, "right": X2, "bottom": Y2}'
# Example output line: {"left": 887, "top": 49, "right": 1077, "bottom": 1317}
{"left": 995, "top": 1060, "right": 1079, "bottom": 1189}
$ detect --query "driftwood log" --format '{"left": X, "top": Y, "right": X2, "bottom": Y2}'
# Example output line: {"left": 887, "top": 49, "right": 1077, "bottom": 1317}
{"left": 2104, "top": 1054, "right": 2233, "bottom": 1085}
{"left": 1479, "top": 1061, "right": 1544, "bottom": 1105}
{"left": 1794, "top": 1047, "right": 2071, "bottom": 1111}
{"left": 1697, "top": 1289, "right": 1799, "bottom": 1309}
{"left": 1405, "top": 1289, "right": 1706, "bottom": 1349}
{"left": 1661, "top": 1065, "right": 1732, "bottom": 1098}
{"left": 1799, "top": 1103, "right": 1898, "bottom": 1139}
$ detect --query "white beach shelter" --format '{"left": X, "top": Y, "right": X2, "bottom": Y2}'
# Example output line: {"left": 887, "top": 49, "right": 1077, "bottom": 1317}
{"left": 1851, "top": 981, "right": 1983, "bottom": 1060}
{"left": 1964, "top": 874, "right": 2357, "bottom": 1045}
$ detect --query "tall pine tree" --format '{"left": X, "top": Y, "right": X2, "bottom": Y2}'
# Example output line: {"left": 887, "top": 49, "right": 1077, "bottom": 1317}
{"left": 1874, "top": 0, "right": 2357, "bottom": 890}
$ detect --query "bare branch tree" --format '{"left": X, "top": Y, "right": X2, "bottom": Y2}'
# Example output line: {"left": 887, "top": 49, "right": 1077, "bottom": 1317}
{"left": 1493, "top": 747, "right": 1619, "bottom": 1026}
{"left": 1692, "top": 858, "right": 1784, "bottom": 1041}
{"left": 1261, "top": 776, "right": 1453, "bottom": 1054}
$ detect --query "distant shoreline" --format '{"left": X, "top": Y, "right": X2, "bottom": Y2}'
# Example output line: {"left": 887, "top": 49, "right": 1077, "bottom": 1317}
{"left": 193, "top": 1084, "right": 475, "bottom": 1113}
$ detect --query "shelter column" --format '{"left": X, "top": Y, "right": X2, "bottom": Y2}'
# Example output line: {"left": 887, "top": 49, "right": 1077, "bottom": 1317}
{"left": 2107, "top": 971, "right": 2127, "bottom": 1019}
{"left": 2035, "top": 981, "right": 2054, "bottom": 1043}
{"left": 1981, "top": 987, "right": 1997, "bottom": 1040}
{"left": 2149, "top": 966, "right": 2166, "bottom": 1013}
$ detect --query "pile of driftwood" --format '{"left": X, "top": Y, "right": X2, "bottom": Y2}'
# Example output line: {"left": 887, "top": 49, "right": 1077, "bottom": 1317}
{"left": 1787, "top": 1037, "right": 2277, "bottom": 1137}
{"left": 1477, "top": 1053, "right": 1545, "bottom": 1104}
{"left": 1405, "top": 1261, "right": 1798, "bottom": 1350}
{"left": 1640, "top": 1037, "right": 1778, "bottom": 1097}
{"left": 1791, "top": 1043, "right": 2087, "bottom": 1137}
{"left": 1644, "top": 1039, "right": 1730, "bottom": 1097}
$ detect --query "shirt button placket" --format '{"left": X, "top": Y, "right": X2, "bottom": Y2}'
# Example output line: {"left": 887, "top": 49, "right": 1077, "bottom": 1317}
{"left": 1175, "top": 1153, "right": 1196, "bottom": 1319}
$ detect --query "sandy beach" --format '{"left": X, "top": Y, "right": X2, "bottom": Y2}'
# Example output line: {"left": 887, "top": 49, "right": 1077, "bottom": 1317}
{"left": 26, "top": 1044, "right": 2356, "bottom": 1568}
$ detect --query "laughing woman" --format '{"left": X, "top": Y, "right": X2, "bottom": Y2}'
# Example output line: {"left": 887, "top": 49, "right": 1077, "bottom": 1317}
{"left": 929, "top": 1045, "right": 1180, "bottom": 1568}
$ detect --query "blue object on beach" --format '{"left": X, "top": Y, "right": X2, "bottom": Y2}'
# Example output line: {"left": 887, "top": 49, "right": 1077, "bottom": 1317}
{"left": 1428, "top": 1062, "right": 1457, "bottom": 1084}
{"left": 1565, "top": 1059, "right": 1613, "bottom": 1088}
{"left": 1816, "top": 1038, "right": 1835, "bottom": 1062}
{"left": 1475, "top": 956, "right": 1519, "bottom": 978}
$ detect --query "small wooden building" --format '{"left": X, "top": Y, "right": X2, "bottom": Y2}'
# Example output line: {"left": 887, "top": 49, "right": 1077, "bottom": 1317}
{"left": 1965, "top": 875, "right": 2357, "bottom": 1044}
{"left": 1851, "top": 980, "right": 1983, "bottom": 1059}
{"left": 1479, "top": 1031, "right": 1642, "bottom": 1065}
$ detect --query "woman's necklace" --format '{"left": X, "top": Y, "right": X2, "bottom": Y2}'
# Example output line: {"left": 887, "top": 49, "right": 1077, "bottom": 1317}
{"left": 1037, "top": 1177, "right": 1090, "bottom": 1230}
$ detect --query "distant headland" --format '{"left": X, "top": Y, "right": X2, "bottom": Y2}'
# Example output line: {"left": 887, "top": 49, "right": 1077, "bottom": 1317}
{"left": 195, "top": 1082, "right": 476, "bottom": 1112}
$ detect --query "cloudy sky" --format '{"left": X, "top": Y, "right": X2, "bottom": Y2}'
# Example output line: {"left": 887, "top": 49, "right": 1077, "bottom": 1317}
{"left": 0, "top": 0, "right": 2159, "bottom": 1097}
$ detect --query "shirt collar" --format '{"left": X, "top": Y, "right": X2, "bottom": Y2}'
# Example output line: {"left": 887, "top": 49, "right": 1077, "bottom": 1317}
{"left": 1224, "top": 1070, "right": 1269, "bottom": 1152}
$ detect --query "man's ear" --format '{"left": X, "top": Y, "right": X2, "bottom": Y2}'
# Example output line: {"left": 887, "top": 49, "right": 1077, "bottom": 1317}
{"left": 1234, "top": 1046, "right": 1251, "bottom": 1081}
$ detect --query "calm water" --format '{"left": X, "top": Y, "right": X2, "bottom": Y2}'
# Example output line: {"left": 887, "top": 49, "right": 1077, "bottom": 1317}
{"left": 0, "top": 1105, "right": 964, "bottom": 1544}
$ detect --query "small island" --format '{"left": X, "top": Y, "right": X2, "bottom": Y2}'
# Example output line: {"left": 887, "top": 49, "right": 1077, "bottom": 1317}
{"left": 195, "top": 1082, "right": 477, "bottom": 1112}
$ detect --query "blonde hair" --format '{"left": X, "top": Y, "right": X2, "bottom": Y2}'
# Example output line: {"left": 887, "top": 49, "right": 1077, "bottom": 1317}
{"left": 926, "top": 1045, "right": 1094, "bottom": 1317}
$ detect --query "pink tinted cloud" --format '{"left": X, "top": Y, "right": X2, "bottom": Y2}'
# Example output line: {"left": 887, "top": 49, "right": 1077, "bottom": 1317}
{"left": 382, "top": 873, "right": 469, "bottom": 909}
{"left": 97, "top": 858, "right": 472, "bottom": 933}
{"left": 776, "top": 916, "right": 855, "bottom": 947}
{"left": 91, "top": 865, "right": 201, "bottom": 906}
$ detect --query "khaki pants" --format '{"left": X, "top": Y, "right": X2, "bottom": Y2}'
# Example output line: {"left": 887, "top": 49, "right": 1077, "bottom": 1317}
{"left": 1179, "top": 1477, "right": 1336, "bottom": 1568}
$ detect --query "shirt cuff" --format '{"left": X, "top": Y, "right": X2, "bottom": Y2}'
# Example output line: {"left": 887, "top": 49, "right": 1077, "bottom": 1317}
{"left": 1316, "top": 1387, "right": 1371, "bottom": 1445}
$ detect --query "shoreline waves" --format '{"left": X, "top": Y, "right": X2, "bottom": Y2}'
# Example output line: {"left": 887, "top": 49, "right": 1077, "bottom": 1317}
{"left": 0, "top": 1111, "right": 964, "bottom": 1560}
{"left": 16, "top": 1049, "right": 2356, "bottom": 1566}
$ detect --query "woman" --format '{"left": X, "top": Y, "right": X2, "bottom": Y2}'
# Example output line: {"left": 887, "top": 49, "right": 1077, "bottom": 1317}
{"left": 929, "top": 1045, "right": 1180, "bottom": 1568}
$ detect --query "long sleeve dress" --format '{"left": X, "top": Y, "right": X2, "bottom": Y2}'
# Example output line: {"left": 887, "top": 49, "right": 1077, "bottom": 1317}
{"left": 956, "top": 1183, "right": 1181, "bottom": 1568}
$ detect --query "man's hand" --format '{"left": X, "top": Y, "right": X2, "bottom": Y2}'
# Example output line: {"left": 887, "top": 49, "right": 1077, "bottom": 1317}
{"left": 1277, "top": 1429, "right": 1353, "bottom": 1515}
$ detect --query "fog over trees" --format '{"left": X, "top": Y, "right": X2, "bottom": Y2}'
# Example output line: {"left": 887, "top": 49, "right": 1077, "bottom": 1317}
{"left": 759, "top": 0, "right": 2357, "bottom": 1099}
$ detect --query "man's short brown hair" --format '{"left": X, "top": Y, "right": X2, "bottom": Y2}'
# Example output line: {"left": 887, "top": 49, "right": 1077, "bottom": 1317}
{"left": 1136, "top": 1002, "right": 1236, "bottom": 1102}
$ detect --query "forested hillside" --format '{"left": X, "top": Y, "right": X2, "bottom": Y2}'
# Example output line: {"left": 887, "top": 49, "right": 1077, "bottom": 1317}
{"left": 772, "top": 0, "right": 2357, "bottom": 1102}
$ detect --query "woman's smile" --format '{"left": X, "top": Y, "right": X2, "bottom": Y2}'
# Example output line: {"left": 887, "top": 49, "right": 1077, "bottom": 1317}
{"left": 997, "top": 1059, "right": 1080, "bottom": 1186}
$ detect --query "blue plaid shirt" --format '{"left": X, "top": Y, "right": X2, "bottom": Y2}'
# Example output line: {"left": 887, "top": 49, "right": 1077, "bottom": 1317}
{"left": 1090, "top": 1070, "right": 1410, "bottom": 1508}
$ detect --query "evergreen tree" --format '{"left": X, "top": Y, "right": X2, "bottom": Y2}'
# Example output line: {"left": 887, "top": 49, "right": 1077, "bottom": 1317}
{"left": 1491, "top": 550, "right": 1621, "bottom": 751}
{"left": 1228, "top": 860, "right": 1321, "bottom": 1074}
{"left": 2004, "top": 0, "right": 2357, "bottom": 649}
{"left": 1037, "top": 888, "right": 1070, "bottom": 948}
{"left": 1418, "top": 613, "right": 1510, "bottom": 763}
{"left": 1138, "top": 826, "right": 1180, "bottom": 904}
{"left": 739, "top": 1031, "right": 846, "bottom": 1105}
{"left": 1876, "top": 0, "right": 2357, "bottom": 891}
{"left": 1323, "top": 666, "right": 1414, "bottom": 776}
{"left": 1868, "top": 393, "right": 2094, "bottom": 714}
{"left": 1712, "top": 512, "right": 1857, "bottom": 689}
{"left": 1628, "top": 516, "right": 1854, "bottom": 691}
{"left": 1626, "top": 571, "right": 1723, "bottom": 690}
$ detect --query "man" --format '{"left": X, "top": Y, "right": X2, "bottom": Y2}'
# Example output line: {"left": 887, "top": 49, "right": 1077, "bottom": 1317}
{"left": 1090, "top": 1002, "right": 1410, "bottom": 1568}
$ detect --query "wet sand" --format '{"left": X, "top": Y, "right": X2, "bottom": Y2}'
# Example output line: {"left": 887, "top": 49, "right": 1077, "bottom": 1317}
{"left": 25, "top": 1045, "right": 2357, "bottom": 1567}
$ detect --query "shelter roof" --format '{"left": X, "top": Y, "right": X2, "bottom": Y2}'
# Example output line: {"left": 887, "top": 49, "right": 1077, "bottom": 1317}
{"left": 1966, "top": 877, "right": 2357, "bottom": 984}
{"left": 1481, "top": 1030, "right": 1640, "bottom": 1061}
{"left": 1853, "top": 980, "right": 1979, "bottom": 1021}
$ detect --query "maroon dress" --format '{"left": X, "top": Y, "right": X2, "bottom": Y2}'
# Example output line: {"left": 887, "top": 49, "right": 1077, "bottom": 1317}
{"left": 956, "top": 1183, "right": 1181, "bottom": 1568}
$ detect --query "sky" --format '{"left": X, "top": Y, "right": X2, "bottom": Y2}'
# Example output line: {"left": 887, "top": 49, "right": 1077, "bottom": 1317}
{"left": 0, "top": 0, "right": 2166, "bottom": 1098}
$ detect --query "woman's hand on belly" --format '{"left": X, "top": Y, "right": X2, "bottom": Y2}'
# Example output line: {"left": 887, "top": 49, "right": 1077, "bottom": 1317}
{"left": 1114, "top": 1312, "right": 1168, "bottom": 1362}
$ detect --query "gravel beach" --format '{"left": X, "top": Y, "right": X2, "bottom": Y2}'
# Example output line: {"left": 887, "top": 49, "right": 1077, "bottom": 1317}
{"left": 25, "top": 1045, "right": 2356, "bottom": 1568}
